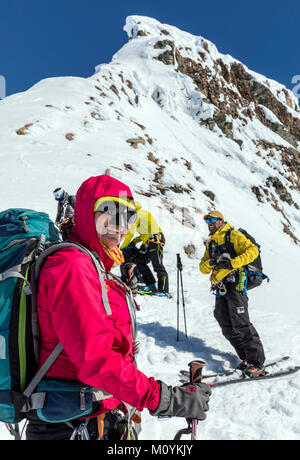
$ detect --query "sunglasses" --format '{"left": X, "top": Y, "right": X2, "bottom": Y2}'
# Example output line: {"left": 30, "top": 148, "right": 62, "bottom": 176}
{"left": 205, "top": 217, "right": 220, "bottom": 223}
{"left": 96, "top": 200, "right": 137, "bottom": 227}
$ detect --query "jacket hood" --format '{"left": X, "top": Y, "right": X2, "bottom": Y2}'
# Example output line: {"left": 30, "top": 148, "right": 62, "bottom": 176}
{"left": 70, "top": 175, "right": 134, "bottom": 271}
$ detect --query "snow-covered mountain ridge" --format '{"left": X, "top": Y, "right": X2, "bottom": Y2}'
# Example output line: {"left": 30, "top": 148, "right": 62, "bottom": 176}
{"left": 0, "top": 15, "right": 299, "bottom": 250}
{"left": 0, "top": 16, "right": 300, "bottom": 440}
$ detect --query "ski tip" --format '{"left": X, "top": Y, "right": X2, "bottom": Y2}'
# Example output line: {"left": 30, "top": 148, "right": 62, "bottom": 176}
{"left": 137, "top": 290, "right": 173, "bottom": 299}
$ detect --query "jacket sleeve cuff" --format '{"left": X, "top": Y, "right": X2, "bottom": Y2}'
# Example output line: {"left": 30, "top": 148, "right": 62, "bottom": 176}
{"left": 199, "top": 261, "right": 213, "bottom": 274}
{"left": 231, "top": 258, "right": 240, "bottom": 269}
{"left": 148, "top": 381, "right": 171, "bottom": 416}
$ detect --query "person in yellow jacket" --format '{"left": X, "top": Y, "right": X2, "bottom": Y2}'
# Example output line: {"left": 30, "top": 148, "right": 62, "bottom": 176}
{"left": 200, "top": 210, "right": 266, "bottom": 377}
{"left": 121, "top": 202, "right": 169, "bottom": 295}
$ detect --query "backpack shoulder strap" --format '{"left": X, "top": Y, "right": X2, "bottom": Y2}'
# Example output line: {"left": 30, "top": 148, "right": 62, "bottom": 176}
{"left": 31, "top": 241, "right": 112, "bottom": 363}
{"left": 238, "top": 228, "right": 260, "bottom": 250}
{"left": 33, "top": 241, "right": 111, "bottom": 315}
{"left": 0, "top": 266, "right": 32, "bottom": 294}
{"left": 225, "top": 228, "right": 237, "bottom": 258}
{"left": 22, "top": 342, "right": 63, "bottom": 401}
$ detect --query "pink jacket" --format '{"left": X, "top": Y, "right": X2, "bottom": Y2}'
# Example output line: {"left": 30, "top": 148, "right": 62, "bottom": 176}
{"left": 37, "top": 175, "right": 160, "bottom": 413}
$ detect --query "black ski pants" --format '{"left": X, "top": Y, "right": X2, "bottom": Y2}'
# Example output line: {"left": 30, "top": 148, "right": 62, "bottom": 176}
{"left": 125, "top": 242, "right": 168, "bottom": 293}
{"left": 214, "top": 284, "right": 265, "bottom": 367}
{"left": 138, "top": 242, "right": 168, "bottom": 293}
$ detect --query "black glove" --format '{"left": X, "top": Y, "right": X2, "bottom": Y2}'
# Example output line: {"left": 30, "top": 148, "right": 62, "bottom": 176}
{"left": 120, "top": 262, "right": 134, "bottom": 284}
{"left": 209, "top": 258, "right": 217, "bottom": 267}
{"left": 120, "top": 263, "right": 138, "bottom": 296}
{"left": 139, "top": 244, "right": 148, "bottom": 255}
{"left": 129, "top": 274, "right": 138, "bottom": 297}
{"left": 149, "top": 381, "right": 211, "bottom": 421}
{"left": 215, "top": 254, "right": 233, "bottom": 270}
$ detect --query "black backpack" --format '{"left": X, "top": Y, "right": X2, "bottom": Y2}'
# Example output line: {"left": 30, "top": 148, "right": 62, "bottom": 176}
{"left": 209, "top": 227, "right": 269, "bottom": 290}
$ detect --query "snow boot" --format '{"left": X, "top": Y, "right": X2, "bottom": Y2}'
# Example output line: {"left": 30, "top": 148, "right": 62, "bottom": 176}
{"left": 243, "top": 363, "right": 266, "bottom": 378}
{"left": 139, "top": 283, "right": 157, "bottom": 292}
{"left": 153, "top": 292, "right": 172, "bottom": 298}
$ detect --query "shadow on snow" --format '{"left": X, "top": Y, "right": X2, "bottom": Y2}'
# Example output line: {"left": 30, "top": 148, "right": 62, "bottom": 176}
{"left": 138, "top": 321, "right": 238, "bottom": 373}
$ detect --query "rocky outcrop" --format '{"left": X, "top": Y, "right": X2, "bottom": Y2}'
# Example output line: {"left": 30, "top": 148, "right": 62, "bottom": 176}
{"left": 16, "top": 123, "right": 33, "bottom": 135}
{"left": 265, "top": 176, "right": 298, "bottom": 208}
{"left": 153, "top": 41, "right": 300, "bottom": 149}
{"left": 254, "top": 140, "right": 300, "bottom": 192}
{"left": 230, "top": 63, "right": 300, "bottom": 146}
{"left": 147, "top": 33, "right": 300, "bottom": 244}
{"left": 153, "top": 40, "right": 175, "bottom": 65}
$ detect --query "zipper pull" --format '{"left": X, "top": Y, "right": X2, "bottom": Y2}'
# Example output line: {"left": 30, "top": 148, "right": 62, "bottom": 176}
{"left": 22, "top": 216, "right": 29, "bottom": 233}
{"left": 80, "top": 387, "right": 87, "bottom": 411}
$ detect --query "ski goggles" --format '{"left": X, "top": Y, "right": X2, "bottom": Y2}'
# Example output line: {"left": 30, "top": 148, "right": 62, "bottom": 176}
{"left": 205, "top": 217, "right": 220, "bottom": 223}
{"left": 94, "top": 197, "right": 137, "bottom": 228}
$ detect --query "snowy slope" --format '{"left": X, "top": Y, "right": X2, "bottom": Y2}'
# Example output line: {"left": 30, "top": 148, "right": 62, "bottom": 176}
{"left": 0, "top": 16, "right": 300, "bottom": 440}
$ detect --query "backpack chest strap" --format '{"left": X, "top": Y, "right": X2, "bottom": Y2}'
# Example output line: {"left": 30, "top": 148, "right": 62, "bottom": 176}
{"left": 208, "top": 229, "right": 237, "bottom": 260}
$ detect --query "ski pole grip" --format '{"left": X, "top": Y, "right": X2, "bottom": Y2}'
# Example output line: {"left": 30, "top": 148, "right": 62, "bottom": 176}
{"left": 188, "top": 360, "right": 206, "bottom": 384}
{"left": 176, "top": 253, "right": 183, "bottom": 271}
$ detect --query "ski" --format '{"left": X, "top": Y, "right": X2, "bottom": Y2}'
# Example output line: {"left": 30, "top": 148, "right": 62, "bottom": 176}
{"left": 208, "top": 365, "right": 300, "bottom": 388}
{"left": 179, "top": 355, "right": 290, "bottom": 381}
{"left": 137, "top": 290, "right": 173, "bottom": 298}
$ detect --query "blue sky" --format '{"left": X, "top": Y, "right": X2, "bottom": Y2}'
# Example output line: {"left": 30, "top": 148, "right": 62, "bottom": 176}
{"left": 1, "top": 0, "right": 299, "bottom": 99}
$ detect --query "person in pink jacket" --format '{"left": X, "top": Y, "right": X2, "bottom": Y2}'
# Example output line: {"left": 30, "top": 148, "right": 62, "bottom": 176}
{"left": 26, "top": 175, "right": 211, "bottom": 440}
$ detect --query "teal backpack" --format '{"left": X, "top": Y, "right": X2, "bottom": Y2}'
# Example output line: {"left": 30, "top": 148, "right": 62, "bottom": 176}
{"left": 0, "top": 209, "right": 60, "bottom": 425}
{"left": 0, "top": 208, "right": 113, "bottom": 439}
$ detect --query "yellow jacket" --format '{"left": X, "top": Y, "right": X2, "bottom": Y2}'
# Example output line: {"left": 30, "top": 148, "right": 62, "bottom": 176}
{"left": 199, "top": 222, "right": 259, "bottom": 283}
{"left": 121, "top": 202, "right": 163, "bottom": 248}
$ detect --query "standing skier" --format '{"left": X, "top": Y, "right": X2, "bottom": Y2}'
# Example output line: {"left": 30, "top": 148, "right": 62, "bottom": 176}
{"left": 199, "top": 210, "right": 266, "bottom": 377}
{"left": 26, "top": 176, "right": 211, "bottom": 440}
{"left": 53, "top": 187, "right": 76, "bottom": 240}
{"left": 121, "top": 202, "right": 169, "bottom": 296}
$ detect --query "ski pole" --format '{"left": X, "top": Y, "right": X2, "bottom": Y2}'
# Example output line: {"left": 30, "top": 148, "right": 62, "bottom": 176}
{"left": 179, "top": 269, "right": 187, "bottom": 338}
{"left": 189, "top": 360, "right": 206, "bottom": 440}
{"left": 174, "top": 360, "right": 206, "bottom": 440}
{"left": 176, "top": 254, "right": 188, "bottom": 340}
{"left": 176, "top": 257, "right": 180, "bottom": 342}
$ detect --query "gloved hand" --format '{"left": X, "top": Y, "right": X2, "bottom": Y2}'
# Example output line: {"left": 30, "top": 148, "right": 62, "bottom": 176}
{"left": 120, "top": 263, "right": 138, "bottom": 296}
{"left": 139, "top": 244, "right": 148, "bottom": 255}
{"left": 215, "top": 254, "right": 233, "bottom": 270}
{"left": 149, "top": 381, "right": 211, "bottom": 421}
{"left": 129, "top": 274, "right": 138, "bottom": 297}
{"left": 120, "top": 262, "right": 133, "bottom": 284}
{"left": 209, "top": 258, "right": 217, "bottom": 267}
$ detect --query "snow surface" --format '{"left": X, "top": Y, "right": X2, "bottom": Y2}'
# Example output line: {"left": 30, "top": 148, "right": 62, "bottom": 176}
{"left": 0, "top": 15, "right": 300, "bottom": 441}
